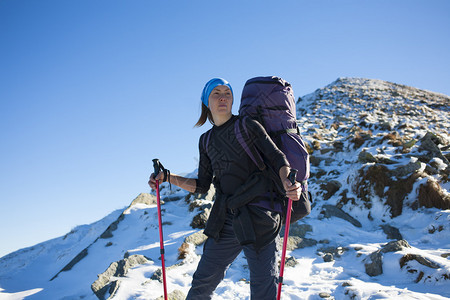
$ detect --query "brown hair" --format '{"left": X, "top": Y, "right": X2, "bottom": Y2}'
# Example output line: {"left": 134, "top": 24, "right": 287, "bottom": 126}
{"left": 195, "top": 103, "right": 215, "bottom": 127}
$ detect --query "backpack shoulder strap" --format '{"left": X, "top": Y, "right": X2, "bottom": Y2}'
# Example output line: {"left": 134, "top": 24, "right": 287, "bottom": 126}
{"left": 201, "top": 129, "right": 213, "bottom": 158}
{"left": 234, "top": 116, "right": 266, "bottom": 171}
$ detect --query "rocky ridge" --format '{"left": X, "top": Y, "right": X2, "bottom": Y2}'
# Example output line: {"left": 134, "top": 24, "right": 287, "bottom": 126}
{"left": 298, "top": 77, "right": 449, "bottom": 217}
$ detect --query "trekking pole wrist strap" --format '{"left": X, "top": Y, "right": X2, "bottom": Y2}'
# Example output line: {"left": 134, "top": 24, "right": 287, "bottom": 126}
{"left": 152, "top": 158, "right": 171, "bottom": 189}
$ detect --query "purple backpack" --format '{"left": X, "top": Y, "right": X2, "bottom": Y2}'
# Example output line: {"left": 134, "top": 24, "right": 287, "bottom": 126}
{"left": 236, "top": 76, "right": 310, "bottom": 188}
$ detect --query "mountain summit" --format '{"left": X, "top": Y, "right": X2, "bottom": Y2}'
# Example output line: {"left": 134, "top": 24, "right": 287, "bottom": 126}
{"left": 1, "top": 78, "right": 449, "bottom": 300}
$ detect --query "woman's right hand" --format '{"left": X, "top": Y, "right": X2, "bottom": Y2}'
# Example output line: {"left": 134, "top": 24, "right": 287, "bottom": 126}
{"left": 148, "top": 171, "right": 165, "bottom": 190}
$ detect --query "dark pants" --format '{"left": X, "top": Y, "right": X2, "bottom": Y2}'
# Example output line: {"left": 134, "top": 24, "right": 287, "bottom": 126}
{"left": 186, "top": 214, "right": 279, "bottom": 300}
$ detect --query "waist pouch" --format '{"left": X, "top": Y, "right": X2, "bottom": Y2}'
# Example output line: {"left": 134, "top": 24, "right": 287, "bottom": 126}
{"left": 226, "top": 171, "right": 271, "bottom": 210}
{"left": 206, "top": 171, "right": 281, "bottom": 246}
{"left": 227, "top": 172, "right": 280, "bottom": 246}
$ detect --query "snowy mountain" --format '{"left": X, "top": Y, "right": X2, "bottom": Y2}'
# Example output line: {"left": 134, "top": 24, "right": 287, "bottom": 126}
{"left": 1, "top": 78, "right": 449, "bottom": 300}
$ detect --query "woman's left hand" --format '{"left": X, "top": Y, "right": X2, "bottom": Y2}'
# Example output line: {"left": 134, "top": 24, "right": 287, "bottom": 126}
{"left": 283, "top": 179, "right": 302, "bottom": 201}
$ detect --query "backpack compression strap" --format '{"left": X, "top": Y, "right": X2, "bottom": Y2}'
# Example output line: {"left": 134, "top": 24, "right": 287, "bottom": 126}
{"left": 234, "top": 117, "right": 266, "bottom": 171}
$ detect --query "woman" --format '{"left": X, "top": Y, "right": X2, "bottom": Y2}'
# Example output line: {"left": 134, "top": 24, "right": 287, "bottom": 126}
{"left": 149, "top": 78, "right": 309, "bottom": 299}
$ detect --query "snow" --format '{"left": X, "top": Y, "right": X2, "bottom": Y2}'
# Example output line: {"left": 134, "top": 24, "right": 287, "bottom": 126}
{"left": 0, "top": 78, "right": 449, "bottom": 300}
{"left": 1, "top": 191, "right": 448, "bottom": 299}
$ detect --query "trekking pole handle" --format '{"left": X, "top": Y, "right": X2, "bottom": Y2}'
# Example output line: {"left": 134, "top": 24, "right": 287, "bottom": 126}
{"left": 288, "top": 169, "right": 298, "bottom": 185}
{"left": 152, "top": 159, "right": 161, "bottom": 177}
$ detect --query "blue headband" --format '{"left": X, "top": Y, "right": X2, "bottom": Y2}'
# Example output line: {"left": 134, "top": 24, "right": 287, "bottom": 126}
{"left": 201, "top": 78, "right": 233, "bottom": 107}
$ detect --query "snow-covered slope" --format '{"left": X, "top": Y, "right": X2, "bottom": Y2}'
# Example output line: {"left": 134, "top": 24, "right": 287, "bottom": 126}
{"left": 1, "top": 78, "right": 449, "bottom": 300}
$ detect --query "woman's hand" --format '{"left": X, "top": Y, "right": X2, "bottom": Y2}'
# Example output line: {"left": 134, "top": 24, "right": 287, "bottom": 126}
{"left": 279, "top": 166, "right": 302, "bottom": 201}
{"left": 148, "top": 171, "right": 165, "bottom": 190}
{"left": 283, "top": 178, "right": 302, "bottom": 201}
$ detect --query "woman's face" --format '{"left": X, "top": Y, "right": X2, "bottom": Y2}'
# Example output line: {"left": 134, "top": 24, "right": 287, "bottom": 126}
{"left": 208, "top": 85, "right": 233, "bottom": 117}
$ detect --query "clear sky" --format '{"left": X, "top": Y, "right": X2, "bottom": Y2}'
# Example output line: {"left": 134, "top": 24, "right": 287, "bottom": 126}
{"left": 1, "top": 0, "right": 449, "bottom": 258}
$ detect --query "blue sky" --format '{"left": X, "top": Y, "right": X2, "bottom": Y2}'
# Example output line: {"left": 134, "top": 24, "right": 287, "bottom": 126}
{"left": 0, "top": 0, "right": 449, "bottom": 258}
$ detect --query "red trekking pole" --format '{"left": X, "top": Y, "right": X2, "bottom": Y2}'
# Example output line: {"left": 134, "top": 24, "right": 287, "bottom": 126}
{"left": 153, "top": 159, "right": 168, "bottom": 300}
{"left": 277, "top": 169, "right": 298, "bottom": 300}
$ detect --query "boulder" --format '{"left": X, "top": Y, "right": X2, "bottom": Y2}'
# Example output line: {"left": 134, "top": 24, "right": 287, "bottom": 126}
{"left": 390, "top": 161, "right": 422, "bottom": 178}
{"left": 91, "top": 254, "right": 150, "bottom": 300}
{"left": 363, "top": 251, "right": 383, "bottom": 277}
{"left": 318, "top": 246, "right": 348, "bottom": 258}
{"left": 320, "top": 205, "right": 362, "bottom": 228}
{"left": 285, "top": 256, "right": 299, "bottom": 267}
{"left": 400, "top": 254, "right": 440, "bottom": 269}
{"left": 190, "top": 206, "right": 211, "bottom": 229}
{"left": 363, "top": 240, "right": 411, "bottom": 277}
{"left": 282, "top": 223, "right": 312, "bottom": 238}
{"left": 285, "top": 236, "right": 317, "bottom": 251}
{"left": 381, "top": 240, "right": 411, "bottom": 253}
{"left": 151, "top": 262, "right": 184, "bottom": 283}
{"left": 156, "top": 289, "right": 186, "bottom": 300}
{"left": 418, "top": 179, "right": 450, "bottom": 210}
{"left": 419, "top": 132, "right": 449, "bottom": 164}
{"left": 320, "top": 181, "right": 342, "bottom": 200}
{"left": 323, "top": 253, "right": 334, "bottom": 262}
{"left": 129, "top": 193, "right": 157, "bottom": 206}
{"left": 380, "top": 224, "right": 403, "bottom": 240}
{"left": 358, "top": 150, "right": 377, "bottom": 163}
{"left": 178, "top": 230, "right": 207, "bottom": 260}
{"left": 184, "top": 230, "right": 208, "bottom": 246}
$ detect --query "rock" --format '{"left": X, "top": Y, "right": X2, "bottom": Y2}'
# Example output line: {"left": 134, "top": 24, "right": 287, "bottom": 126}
{"left": 311, "top": 155, "right": 335, "bottom": 166}
{"left": 320, "top": 180, "right": 342, "bottom": 200}
{"left": 424, "top": 164, "right": 439, "bottom": 175}
{"left": 390, "top": 161, "right": 422, "bottom": 177}
{"left": 92, "top": 254, "right": 150, "bottom": 300}
{"left": 283, "top": 223, "right": 312, "bottom": 238}
{"left": 318, "top": 246, "right": 348, "bottom": 258}
{"left": 178, "top": 230, "right": 208, "bottom": 260}
{"left": 156, "top": 289, "right": 186, "bottom": 300}
{"left": 333, "top": 141, "right": 344, "bottom": 151}
{"left": 184, "top": 230, "right": 207, "bottom": 246}
{"left": 319, "top": 292, "right": 332, "bottom": 298}
{"left": 285, "top": 256, "right": 299, "bottom": 267}
{"left": 363, "top": 240, "right": 413, "bottom": 277}
{"left": 342, "top": 282, "right": 352, "bottom": 287}
{"left": 311, "top": 169, "right": 327, "bottom": 179}
{"left": 402, "top": 139, "right": 417, "bottom": 149}
{"left": 364, "top": 250, "right": 383, "bottom": 277}
{"left": 285, "top": 236, "right": 317, "bottom": 251}
{"left": 380, "top": 224, "right": 403, "bottom": 240}
{"left": 151, "top": 262, "right": 184, "bottom": 283}
{"left": 419, "top": 132, "right": 449, "bottom": 164}
{"left": 162, "top": 195, "right": 185, "bottom": 202}
{"left": 190, "top": 206, "right": 211, "bottom": 229}
{"left": 320, "top": 205, "right": 362, "bottom": 228}
{"left": 323, "top": 253, "right": 334, "bottom": 262}
{"left": 379, "top": 121, "right": 393, "bottom": 131}
{"left": 100, "top": 214, "right": 126, "bottom": 239}
{"left": 129, "top": 193, "right": 157, "bottom": 206}
{"left": 352, "top": 131, "right": 371, "bottom": 148}
{"left": 377, "top": 157, "right": 397, "bottom": 165}
{"left": 386, "top": 172, "right": 421, "bottom": 217}
{"left": 313, "top": 140, "right": 321, "bottom": 150}
{"left": 358, "top": 150, "right": 377, "bottom": 163}
{"left": 418, "top": 179, "right": 450, "bottom": 210}
{"left": 310, "top": 155, "right": 322, "bottom": 167}
{"left": 400, "top": 254, "right": 440, "bottom": 269}
{"left": 381, "top": 240, "right": 411, "bottom": 253}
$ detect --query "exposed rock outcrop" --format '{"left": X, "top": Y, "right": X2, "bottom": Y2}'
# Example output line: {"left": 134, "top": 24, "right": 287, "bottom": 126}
{"left": 91, "top": 254, "right": 150, "bottom": 300}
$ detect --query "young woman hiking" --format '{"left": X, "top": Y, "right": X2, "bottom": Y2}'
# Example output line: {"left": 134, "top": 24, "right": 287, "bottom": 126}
{"left": 149, "top": 78, "right": 310, "bottom": 299}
